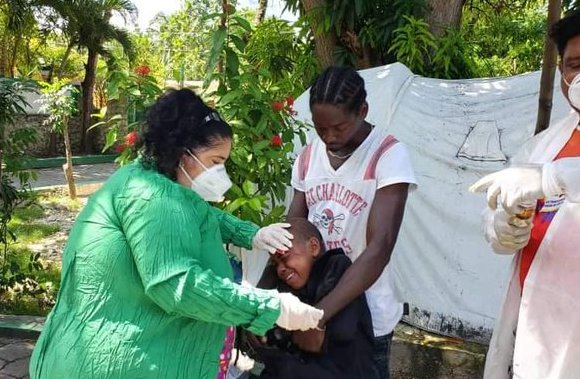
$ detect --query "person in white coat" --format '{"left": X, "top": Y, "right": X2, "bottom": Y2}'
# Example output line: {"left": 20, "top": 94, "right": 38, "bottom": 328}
{"left": 470, "top": 10, "right": 580, "bottom": 379}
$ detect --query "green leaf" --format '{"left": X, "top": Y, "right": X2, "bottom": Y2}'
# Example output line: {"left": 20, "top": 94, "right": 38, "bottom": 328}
{"left": 218, "top": 89, "right": 243, "bottom": 106}
{"left": 107, "top": 82, "right": 120, "bottom": 100}
{"left": 229, "top": 183, "right": 244, "bottom": 198}
{"left": 224, "top": 198, "right": 246, "bottom": 213}
{"left": 128, "top": 87, "right": 141, "bottom": 97}
{"left": 87, "top": 120, "right": 108, "bottom": 131}
{"left": 256, "top": 117, "right": 268, "bottom": 133}
{"left": 104, "top": 129, "right": 118, "bottom": 152}
{"left": 242, "top": 180, "right": 254, "bottom": 196}
{"left": 253, "top": 140, "right": 270, "bottom": 151}
{"left": 248, "top": 197, "right": 263, "bottom": 211}
{"left": 232, "top": 16, "right": 252, "bottom": 32}
{"left": 226, "top": 50, "right": 240, "bottom": 76}
{"left": 206, "top": 26, "right": 228, "bottom": 76}
{"left": 230, "top": 35, "right": 246, "bottom": 52}
{"left": 94, "top": 106, "right": 108, "bottom": 119}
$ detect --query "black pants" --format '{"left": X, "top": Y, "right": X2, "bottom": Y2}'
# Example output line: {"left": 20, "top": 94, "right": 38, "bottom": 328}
{"left": 372, "top": 332, "right": 394, "bottom": 379}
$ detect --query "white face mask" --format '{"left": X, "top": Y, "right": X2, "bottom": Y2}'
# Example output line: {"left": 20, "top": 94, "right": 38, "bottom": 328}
{"left": 180, "top": 150, "right": 232, "bottom": 202}
{"left": 564, "top": 72, "right": 580, "bottom": 109}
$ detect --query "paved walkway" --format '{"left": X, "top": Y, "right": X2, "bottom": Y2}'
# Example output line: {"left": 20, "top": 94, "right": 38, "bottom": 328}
{"left": 0, "top": 316, "right": 43, "bottom": 378}
{"left": 32, "top": 163, "right": 118, "bottom": 189}
{"left": 0, "top": 337, "right": 34, "bottom": 379}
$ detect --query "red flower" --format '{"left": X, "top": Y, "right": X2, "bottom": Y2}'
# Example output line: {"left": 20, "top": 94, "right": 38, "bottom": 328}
{"left": 271, "top": 135, "right": 283, "bottom": 147}
{"left": 135, "top": 65, "right": 151, "bottom": 76}
{"left": 115, "top": 143, "right": 127, "bottom": 153}
{"left": 272, "top": 100, "right": 284, "bottom": 112}
{"left": 125, "top": 131, "right": 139, "bottom": 146}
{"left": 286, "top": 96, "right": 295, "bottom": 107}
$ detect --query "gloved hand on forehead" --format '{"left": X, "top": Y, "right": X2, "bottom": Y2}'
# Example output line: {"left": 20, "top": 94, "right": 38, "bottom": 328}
{"left": 252, "top": 223, "right": 293, "bottom": 253}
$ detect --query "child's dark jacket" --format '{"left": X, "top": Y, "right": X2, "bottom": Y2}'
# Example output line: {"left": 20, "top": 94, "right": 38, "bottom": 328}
{"left": 257, "top": 248, "right": 377, "bottom": 379}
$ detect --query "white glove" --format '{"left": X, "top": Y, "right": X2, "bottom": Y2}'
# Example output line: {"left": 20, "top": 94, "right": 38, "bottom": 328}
{"left": 492, "top": 209, "right": 533, "bottom": 252}
{"left": 469, "top": 165, "right": 543, "bottom": 214}
{"left": 275, "top": 292, "right": 324, "bottom": 331}
{"left": 229, "top": 348, "right": 255, "bottom": 372}
{"left": 252, "top": 223, "right": 293, "bottom": 253}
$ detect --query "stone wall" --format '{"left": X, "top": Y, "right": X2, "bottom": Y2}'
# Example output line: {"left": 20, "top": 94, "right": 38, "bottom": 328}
{"left": 7, "top": 113, "right": 109, "bottom": 158}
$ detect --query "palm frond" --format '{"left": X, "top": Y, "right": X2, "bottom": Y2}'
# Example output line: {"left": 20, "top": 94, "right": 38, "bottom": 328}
{"left": 5, "top": 0, "right": 32, "bottom": 31}
{"left": 102, "top": 0, "right": 137, "bottom": 24}
{"left": 108, "top": 27, "right": 135, "bottom": 61}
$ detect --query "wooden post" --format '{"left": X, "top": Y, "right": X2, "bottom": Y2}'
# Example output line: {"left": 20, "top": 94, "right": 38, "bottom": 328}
{"left": 535, "top": 0, "right": 562, "bottom": 135}
{"left": 62, "top": 118, "right": 77, "bottom": 199}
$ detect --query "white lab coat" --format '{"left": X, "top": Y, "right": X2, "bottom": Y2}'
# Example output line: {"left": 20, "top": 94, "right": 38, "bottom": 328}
{"left": 483, "top": 111, "right": 580, "bottom": 379}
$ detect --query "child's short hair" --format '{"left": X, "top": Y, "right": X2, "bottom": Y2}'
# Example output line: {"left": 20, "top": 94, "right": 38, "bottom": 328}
{"left": 287, "top": 217, "right": 325, "bottom": 252}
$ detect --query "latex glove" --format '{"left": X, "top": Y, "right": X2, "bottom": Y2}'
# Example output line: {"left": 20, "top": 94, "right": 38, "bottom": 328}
{"left": 229, "top": 348, "right": 255, "bottom": 372}
{"left": 252, "top": 223, "right": 293, "bottom": 253}
{"left": 469, "top": 165, "right": 543, "bottom": 214}
{"left": 275, "top": 292, "right": 324, "bottom": 331}
{"left": 492, "top": 209, "right": 533, "bottom": 252}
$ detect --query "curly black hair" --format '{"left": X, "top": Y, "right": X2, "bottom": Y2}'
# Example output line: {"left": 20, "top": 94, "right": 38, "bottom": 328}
{"left": 549, "top": 9, "right": 580, "bottom": 58}
{"left": 142, "top": 89, "right": 232, "bottom": 180}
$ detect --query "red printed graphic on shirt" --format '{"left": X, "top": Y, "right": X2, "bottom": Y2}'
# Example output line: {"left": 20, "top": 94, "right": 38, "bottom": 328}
{"left": 325, "top": 239, "right": 353, "bottom": 255}
{"left": 313, "top": 208, "right": 345, "bottom": 235}
{"left": 305, "top": 183, "right": 369, "bottom": 216}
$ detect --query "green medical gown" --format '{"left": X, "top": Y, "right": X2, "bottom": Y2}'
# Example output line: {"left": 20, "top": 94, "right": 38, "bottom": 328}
{"left": 29, "top": 160, "right": 280, "bottom": 378}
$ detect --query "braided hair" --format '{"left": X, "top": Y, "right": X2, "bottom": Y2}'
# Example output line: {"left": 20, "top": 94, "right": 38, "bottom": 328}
{"left": 142, "top": 89, "right": 232, "bottom": 180}
{"left": 309, "top": 66, "right": 367, "bottom": 113}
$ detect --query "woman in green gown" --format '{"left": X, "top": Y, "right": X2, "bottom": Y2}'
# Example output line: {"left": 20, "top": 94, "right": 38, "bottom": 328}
{"left": 29, "top": 89, "right": 323, "bottom": 379}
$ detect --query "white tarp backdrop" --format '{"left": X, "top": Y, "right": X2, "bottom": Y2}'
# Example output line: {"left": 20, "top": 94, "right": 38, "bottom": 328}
{"left": 241, "top": 63, "right": 573, "bottom": 344}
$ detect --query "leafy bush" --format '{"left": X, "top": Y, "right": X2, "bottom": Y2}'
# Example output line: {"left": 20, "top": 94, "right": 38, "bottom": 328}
{"left": 389, "top": 16, "right": 436, "bottom": 76}
{"left": 204, "top": 13, "right": 312, "bottom": 226}
{"left": 0, "top": 78, "right": 59, "bottom": 315}
{"left": 90, "top": 65, "right": 162, "bottom": 165}
{"left": 462, "top": 2, "right": 546, "bottom": 77}
{"left": 388, "top": 15, "right": 478, "bottom": 79}
{"left": 0, "top": 203, "right": 61, "bottom": 315}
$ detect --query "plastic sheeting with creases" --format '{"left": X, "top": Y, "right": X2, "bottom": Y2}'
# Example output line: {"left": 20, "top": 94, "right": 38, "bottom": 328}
{"left": 240, "top": 63, "right": 573, "bottom": 344}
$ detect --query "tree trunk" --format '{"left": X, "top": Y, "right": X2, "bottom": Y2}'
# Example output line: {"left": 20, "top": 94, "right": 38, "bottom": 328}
{"left": 301, "top": 0, "right": 336, "bottom": 69}
{"left": 535, "top": 0, "right": 562, "bottom": 135}
{"left": 48, "top": 133, "right": 58, "bottom": 155}
{"left": 62, "top": 118, "right": 77, "bottom": 199}
{"left": 57, "top": 40, "right": 75, "bottom": 78}
{"left": 254, "top": 0, "right": 268, "bottom": 24}
{"left": 9, "top": 34, "right": 21, "bottom": 78}
{"left": 218, "top": 0, "right": 228, "bottom": 74}
{"left": 81, "top": 48, "right": 99, "bottom": 153}
{"left": 0, "top": 125, "right": 4, "bottom": 179}
{"left": 339, "top": 28, "right": 373, "bottom": 69}
{"left": 425, "top": 0, "right": 467, "bottom": 37}
{"left": 0, "top": 33, "right": 10, "bottom": 77}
